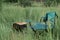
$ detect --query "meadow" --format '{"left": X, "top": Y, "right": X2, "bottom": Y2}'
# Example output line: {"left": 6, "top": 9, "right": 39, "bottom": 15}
{"left": 0, "top": 3, "right": 60, "bottom": 40}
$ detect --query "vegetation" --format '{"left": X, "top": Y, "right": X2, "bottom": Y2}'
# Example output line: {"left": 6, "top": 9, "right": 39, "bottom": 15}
{"left": 0, "top": 0, "right": 60, "bottom": 40}
{"left": 44, "top": 0, "right": 60, "bottom": 7}
{"left": 0, "top": 3, "right": 60, "bottom": 40}
{"left": 0, "top": 0, "right": 2, "bottom": 11}
{"left": 3, "top": 0, "right": 60, "bottom": 7}
{"left": 18, "top": 0, "right": 32, "bottom": 7}
{"left": 4, "top": 0, "right": 17, "bottom": 3}
{"left": 4, "top": 0, "right": 32, "bottom": 7}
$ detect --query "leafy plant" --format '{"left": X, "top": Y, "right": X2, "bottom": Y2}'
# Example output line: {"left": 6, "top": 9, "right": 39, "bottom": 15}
{"left": 44, "top": 0, "right": 60, "bottom": 7}
{"left": 18, "top": 0, "right": 32, "bottom": 7}
{"left": 0, "top": 0, "right": 2, "bottom": 11}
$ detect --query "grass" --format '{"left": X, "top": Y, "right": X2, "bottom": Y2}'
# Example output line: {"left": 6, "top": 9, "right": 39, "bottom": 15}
{"left": 0, "top": 3, "right": 60, "bottom": 40}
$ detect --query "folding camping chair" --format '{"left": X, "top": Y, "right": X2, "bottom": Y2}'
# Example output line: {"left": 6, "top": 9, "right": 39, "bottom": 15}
{"left": 40, "top": 12, "right": 58, "bottom": 32}
{"left": 26, "top": 12, "right": 58, "bottom": 33}
{"left": 41, "top": 12, "right": 58, "bottom": 28}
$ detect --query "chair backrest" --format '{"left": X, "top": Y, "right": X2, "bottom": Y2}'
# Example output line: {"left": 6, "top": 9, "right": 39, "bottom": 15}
{"left": 45, "top": 12, "right": 58, "bottom": 28}
{"left": 46, "top": 12, "right": 57, "bottom": 23}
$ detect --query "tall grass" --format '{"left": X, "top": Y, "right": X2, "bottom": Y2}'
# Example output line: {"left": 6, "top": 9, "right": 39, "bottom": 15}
{"left": 0, "top": 3, "right": 60, "bottom": 40}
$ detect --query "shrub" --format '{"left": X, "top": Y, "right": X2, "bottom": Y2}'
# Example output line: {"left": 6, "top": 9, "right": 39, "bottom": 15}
{"left": 0, "top": 0, "right": 2, "bottom": 11}
{"left": 4, "top": 0, "right": 17, "bottom": 3}
{"left": 19, "top": 0, "right": 32, "bottom": 7}
{"left": 44, "top": 0, "right": 60, "bottom": 7}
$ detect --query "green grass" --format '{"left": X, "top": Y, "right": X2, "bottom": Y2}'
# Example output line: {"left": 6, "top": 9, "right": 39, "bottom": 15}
{"left": 0, "top": 3, "right": 60, "bottom": 40}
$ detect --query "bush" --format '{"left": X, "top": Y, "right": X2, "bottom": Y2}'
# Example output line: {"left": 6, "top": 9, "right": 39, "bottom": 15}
{"left": 0, "top": 0, "right": 2, "bottom": 11}
{"left": 44, "top": 0, "right": 60, "bottom": 7}
{"left": 4, "top": 0, "right": 17, "bottom": 3}
{"left": 19, "top": 0, "right": 32, "bottom": 7}
{"left": 44, "top": 0, "right": 51, "bottom": 7}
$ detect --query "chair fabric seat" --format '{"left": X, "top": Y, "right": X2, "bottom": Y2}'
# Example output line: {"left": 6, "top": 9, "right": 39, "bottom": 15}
{"left": 32, "top": 23, "right": 48, "bottom": 30}
{"left": 32, "top": 23, "right": 55, "bottom": 30}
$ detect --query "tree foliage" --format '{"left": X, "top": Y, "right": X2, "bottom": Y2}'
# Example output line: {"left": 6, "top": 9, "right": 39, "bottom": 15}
{"left": 4, "top": 0, "right": 32, "bottom": 7}
{"left": 4, "top": 0, "right": 17, "bottom": 3}
{"left": 18, "top": 0, "right": 32, "bottom": 7}
{"left": 44, "top": 0, "right": 60, "bottom": 7}
{"left": 3, "top": 0, "right": 60, "bottom": 7}
{"left": 0, "top": 0, "right": 2, "bottom": 11}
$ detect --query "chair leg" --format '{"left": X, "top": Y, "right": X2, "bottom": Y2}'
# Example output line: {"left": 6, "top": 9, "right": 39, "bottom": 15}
{"left": 34, "top": 31, "right": 40, "bottom": 40}
{"left": 45, "top": 29, "right": 48, "bottom": 32}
